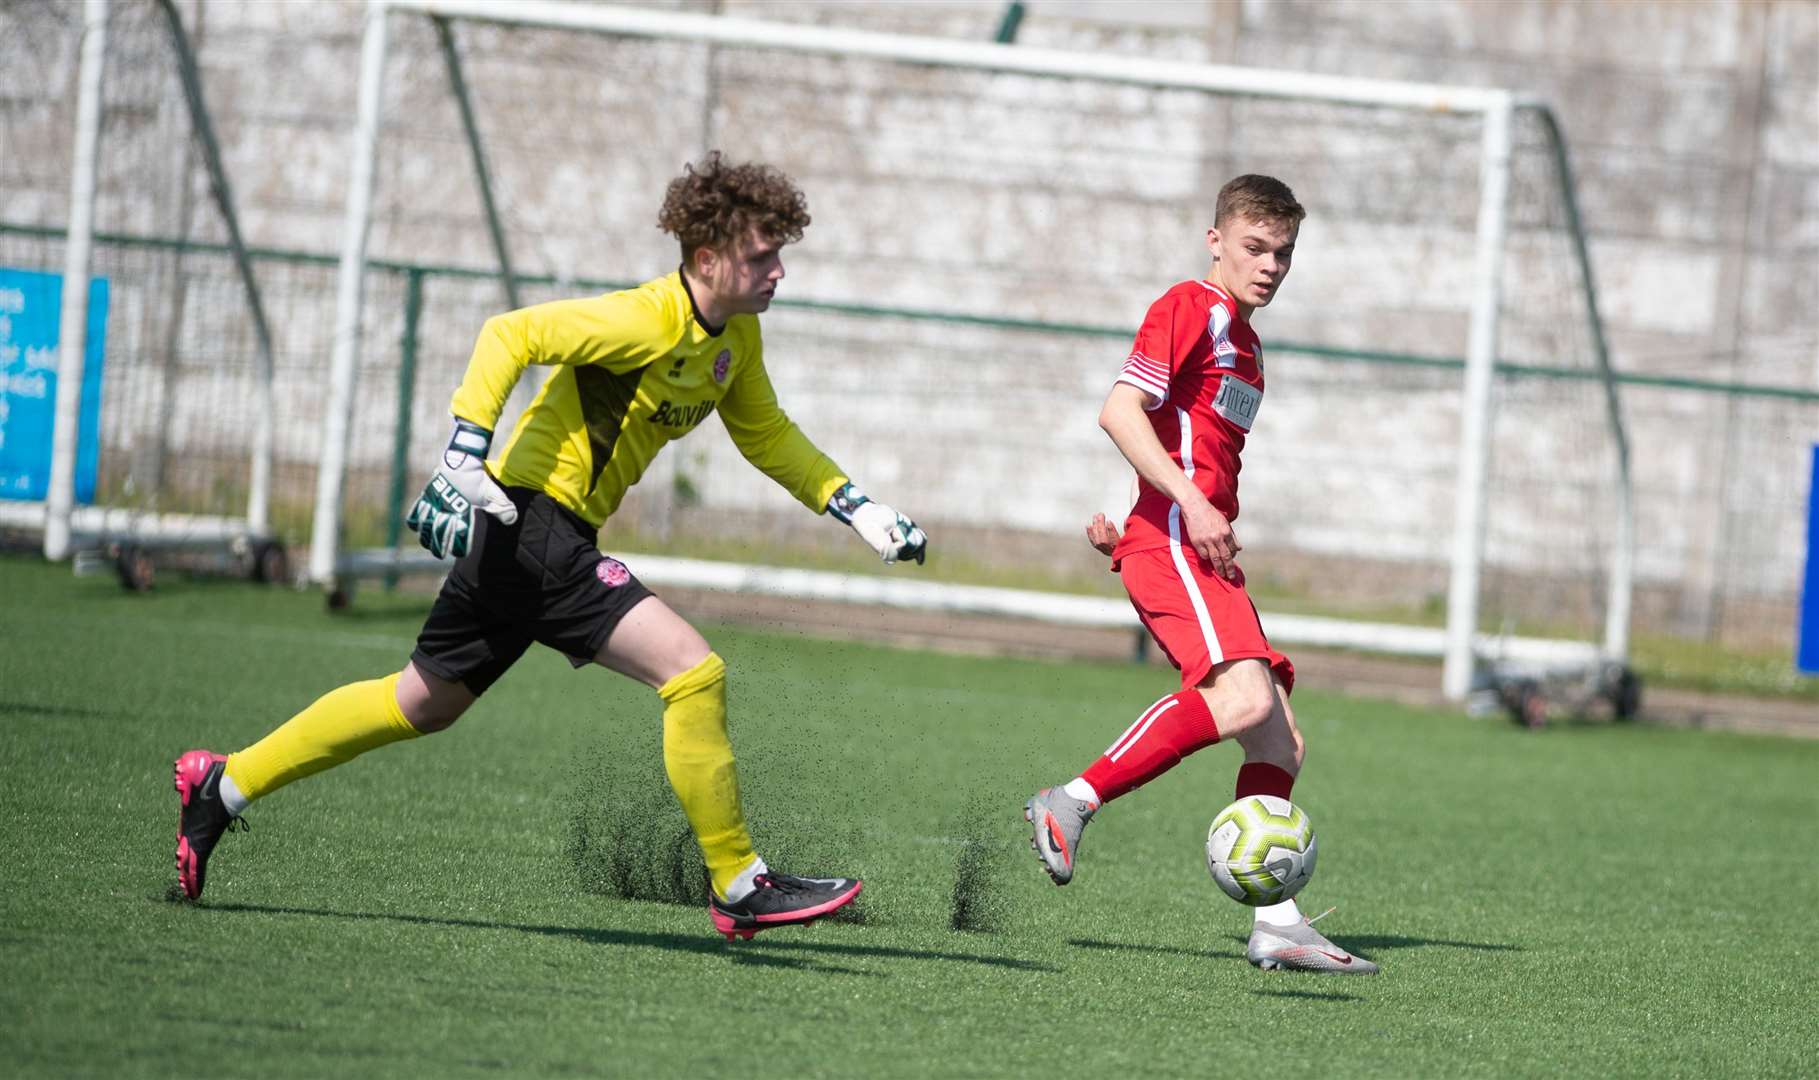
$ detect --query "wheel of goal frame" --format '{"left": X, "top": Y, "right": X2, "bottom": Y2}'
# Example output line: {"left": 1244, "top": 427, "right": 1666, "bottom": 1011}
{"left": 114, "top": 544, "right": 155, "bottom": 592}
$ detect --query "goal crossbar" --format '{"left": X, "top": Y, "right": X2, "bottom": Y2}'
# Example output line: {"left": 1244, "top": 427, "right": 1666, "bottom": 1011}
{"left": 379, "top": 0, "right": 1527, "bottom": 115}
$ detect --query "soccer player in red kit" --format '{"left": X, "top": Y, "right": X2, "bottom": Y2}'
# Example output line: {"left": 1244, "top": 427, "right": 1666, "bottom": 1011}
{"left": 1024, "top": 175, "right": 1376, "bottom": 974}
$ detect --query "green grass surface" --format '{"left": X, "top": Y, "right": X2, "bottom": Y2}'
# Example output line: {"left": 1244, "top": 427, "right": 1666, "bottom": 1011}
{"left": 2, "top": 554, "right": 1815, "bottom": 1077}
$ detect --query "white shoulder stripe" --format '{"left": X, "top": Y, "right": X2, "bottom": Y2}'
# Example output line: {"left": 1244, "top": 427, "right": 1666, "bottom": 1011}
{"left": 1115, "top": 371, "right": 1168, "bottom": 408}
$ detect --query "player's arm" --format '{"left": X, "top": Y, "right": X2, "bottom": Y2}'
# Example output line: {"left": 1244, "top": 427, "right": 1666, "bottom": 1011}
{"left": 408, "top": 293, "right": 673, "bottom": 558}
{"left": 1099, "top": 382, "right": 1240, "bottom": 580}
{"left": 720, "top": 350, "right": 927, "bottom": 565}
{"left": 449, "top": 292, "right": 671, "bottom": 429}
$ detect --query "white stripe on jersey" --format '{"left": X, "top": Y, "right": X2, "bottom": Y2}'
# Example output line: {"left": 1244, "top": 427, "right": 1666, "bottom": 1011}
{"left": 1120, "top": 352, "right": 1168, "bottom": 388}
{"left": 1165, "top": 405, "right": 1224, "bottom": 668}
{"left": 1116, "top": 360, "right": 1169, "bottom": 406}
{"left": 1123, "top": 361, "right": 1167, "bottom": 384}
{"left": 1106, "top": 694, "right": 1178, "bottom": 761}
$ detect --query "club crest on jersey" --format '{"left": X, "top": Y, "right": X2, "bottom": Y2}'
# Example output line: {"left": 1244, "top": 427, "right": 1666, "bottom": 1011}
{"left": 595, "top": 557, "right": 630, "bottom": 588}
{"left": 713, "top": 349, "right": 731, "bottom": 384}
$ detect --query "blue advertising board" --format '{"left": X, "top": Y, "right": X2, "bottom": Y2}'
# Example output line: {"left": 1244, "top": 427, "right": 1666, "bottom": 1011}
{"left": 1800, "top": 445, "right": 1819, "bottom": 675}
{"left": 0, "top": 268, "right": 108, "bottom": 503}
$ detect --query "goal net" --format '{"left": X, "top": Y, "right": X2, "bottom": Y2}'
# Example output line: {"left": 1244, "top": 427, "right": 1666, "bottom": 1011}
{"left": 0, "top": 0, "right": 304, "bottom": 580}
{"left": 3, "top": 0, "right": 1632, "bottom": 698}
{"left": 317, "top": 1, "right": 1629, "bottom": 698}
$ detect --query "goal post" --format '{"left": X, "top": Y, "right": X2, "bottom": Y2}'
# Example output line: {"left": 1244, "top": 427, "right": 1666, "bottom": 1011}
{"left": 43, "top": 0, "right": 108, "bottom": 562}
{"left": 11, "top": 0, "right": 284, "bottom": 577}
{"left": 318, "top": 0, "right": 1633, "bottom": 702}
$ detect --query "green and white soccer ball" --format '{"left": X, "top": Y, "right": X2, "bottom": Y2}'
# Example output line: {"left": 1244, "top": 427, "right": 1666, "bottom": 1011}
{"left": 1205, "top": 795, "right": 1317, "bottom": 906}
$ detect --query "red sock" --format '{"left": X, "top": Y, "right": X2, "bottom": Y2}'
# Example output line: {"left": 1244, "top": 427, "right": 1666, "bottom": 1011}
{"left": 1235, "top": 761, "right": 1296, "bottom": 801}
{"left": 1080, "top": 691, "right": 1220, "bottom": 803}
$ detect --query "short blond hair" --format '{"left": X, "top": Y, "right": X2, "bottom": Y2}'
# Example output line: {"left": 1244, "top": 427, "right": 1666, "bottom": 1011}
{"left": 1214, "top": 174, "right": 1304, "bottom": 230}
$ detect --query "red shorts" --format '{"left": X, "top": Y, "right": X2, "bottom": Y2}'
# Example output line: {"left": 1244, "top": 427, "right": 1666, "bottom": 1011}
{"left": 1118, "top": 546, "right": 1294, "bottom": 694}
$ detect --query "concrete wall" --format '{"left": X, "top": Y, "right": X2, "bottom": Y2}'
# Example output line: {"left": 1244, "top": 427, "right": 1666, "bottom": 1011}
{"left": 1, "top": 0, "right": 1813, "bottom": 646}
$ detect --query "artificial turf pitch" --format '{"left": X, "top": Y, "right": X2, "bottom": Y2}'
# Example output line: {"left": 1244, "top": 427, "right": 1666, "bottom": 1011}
{"left": 1, "top": 554, "right": 1814, "bottom": 1078}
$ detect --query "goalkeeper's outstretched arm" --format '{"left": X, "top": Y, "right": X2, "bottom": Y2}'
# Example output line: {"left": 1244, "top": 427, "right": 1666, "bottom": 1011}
{"left": 719, "top": 350, "right": 928, "bottom": 565}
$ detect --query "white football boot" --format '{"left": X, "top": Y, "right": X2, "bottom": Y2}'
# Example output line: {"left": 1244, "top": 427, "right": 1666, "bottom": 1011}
{"left": 1247, "top": 911, "right": 1380, "bottom": 974}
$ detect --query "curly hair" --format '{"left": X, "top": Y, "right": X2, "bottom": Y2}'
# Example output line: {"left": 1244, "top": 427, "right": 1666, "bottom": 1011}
{"left": 657, "top": 151, "right": 811, "bottom": 260}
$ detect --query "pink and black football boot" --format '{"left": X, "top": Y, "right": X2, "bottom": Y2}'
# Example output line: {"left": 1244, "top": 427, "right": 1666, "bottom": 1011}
{"left": 173, "top": 750, "right": 246, "bottom": 900}
{"left": 709, "top": 872, "right": 861, "bottom": 941}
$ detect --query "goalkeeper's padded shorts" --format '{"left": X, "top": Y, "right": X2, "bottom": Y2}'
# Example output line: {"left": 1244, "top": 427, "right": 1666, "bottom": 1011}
{"left": 1118, "top": 546, "right": 1294, "bottom": 694}
{"left": 411, "top": 486, "right": 653, "bottom": 695}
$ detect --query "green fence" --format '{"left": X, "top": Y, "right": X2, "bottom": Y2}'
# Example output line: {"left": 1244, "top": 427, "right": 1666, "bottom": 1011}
{"left": 4, "top": 220, "right": 1815, "bottom": 650}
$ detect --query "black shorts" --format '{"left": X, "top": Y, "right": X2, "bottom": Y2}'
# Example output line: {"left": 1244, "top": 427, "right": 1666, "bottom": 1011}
{"left": 411, "top": 486, "right": 653, "bottom": 695}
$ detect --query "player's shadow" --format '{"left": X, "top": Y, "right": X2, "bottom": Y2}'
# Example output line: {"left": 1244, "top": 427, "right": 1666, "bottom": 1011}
{"left": 197, "top": 900, "right": 1059, "bottom": 976}
{"left": 1225, "top": 931, "right": 1521, "bottom": 955}
{"left": 1068, "top": 937, "right": 1245, "bottom": 962}
{"left": 0, "top": 698, "right": 116, "bottom": 721}
{"left": 1249, "top": 987, "right": 1365, "bottom": 1002}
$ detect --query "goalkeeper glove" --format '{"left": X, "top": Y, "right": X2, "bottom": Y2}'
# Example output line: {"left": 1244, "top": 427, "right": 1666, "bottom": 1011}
{"left": 828, "top": 481, "right": 927, "bottom": 565}
{"left": 404, "top": 419, "right": 519, "bottom": 559}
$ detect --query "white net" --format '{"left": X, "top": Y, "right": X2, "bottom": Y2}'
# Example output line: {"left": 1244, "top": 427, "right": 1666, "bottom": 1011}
{"left": 0, "top": 0, "right": 322, "bottom": 547}
{"left": 352, "top": 13, "right": 1624, "bottom": 643}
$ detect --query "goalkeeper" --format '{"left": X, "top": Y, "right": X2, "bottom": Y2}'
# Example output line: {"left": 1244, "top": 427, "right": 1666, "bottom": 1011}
{"left": 170, "top": 153, "right": 926, "bottom": 939}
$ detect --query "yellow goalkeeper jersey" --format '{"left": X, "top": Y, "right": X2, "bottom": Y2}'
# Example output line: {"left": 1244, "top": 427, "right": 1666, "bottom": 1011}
{"left": 448, "top": 271, "right": 848, "bottom": 529}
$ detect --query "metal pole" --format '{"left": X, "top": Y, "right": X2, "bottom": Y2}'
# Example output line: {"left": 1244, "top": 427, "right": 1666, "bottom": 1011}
{"left": 45, "top": 0, "right": 109, "bottom": 562}
{"left": 383, "top": 268, "right": 424, "bottom": 590}
{"left": 156, "top": 0, "right": 276, "bottom": 536}
{"left": 994, "top": 2, "right": 1025, "bottom": 44}
{"left": 1527, "top": 105, "right": 1632, "bottom": 662}
{"left": 310, "top": 0, "right": 391, "bottom": 585}
{"left": 1443, "top": 96, "right": 1514, "bottom": 701}
{"left": 385, "top": 0, "right": 1520, "bottom": 115}
{"left": 433, "top": 15, "right": 519, "bottom": 311}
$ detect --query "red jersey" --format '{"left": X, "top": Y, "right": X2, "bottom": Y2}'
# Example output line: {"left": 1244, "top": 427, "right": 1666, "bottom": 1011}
{"left": 1111, "top": 279, "right": 1265, "bottom": 561}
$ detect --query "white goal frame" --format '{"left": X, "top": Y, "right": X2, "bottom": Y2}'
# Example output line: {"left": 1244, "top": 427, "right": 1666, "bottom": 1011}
{"left": 317, "top": 0, "right": 1633, "bottom": 701}
{"left": 25, "top": 0, "right": 281, "bottom": 566}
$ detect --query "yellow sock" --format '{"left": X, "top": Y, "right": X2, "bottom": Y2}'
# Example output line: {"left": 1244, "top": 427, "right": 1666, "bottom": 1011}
{"left": 224, "top": 673, "right": 421, "bottom": 803}
{"left": 658, "top": 652, "right": 758, "bottom": 900}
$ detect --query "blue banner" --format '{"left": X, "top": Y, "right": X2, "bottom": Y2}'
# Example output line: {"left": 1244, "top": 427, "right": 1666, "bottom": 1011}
{"left": 1800, "top": 445, "right": 1819, "bottom": 675}
{"left": 0, "top": 268, "right": 108, "bottom": 503}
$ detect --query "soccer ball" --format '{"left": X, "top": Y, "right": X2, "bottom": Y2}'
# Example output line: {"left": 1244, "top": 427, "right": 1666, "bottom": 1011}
{"left": 1205, "top": 795, "right": 1317, "bottom": 906}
